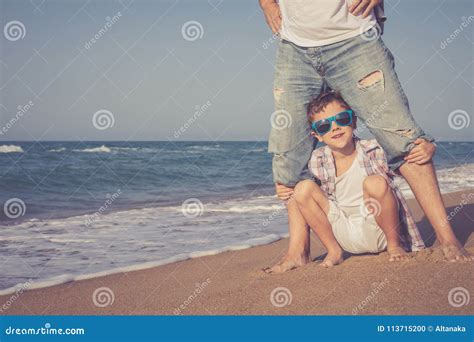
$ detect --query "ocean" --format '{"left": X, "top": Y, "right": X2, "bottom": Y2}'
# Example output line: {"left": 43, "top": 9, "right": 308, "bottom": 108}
{"left": 0, "top": 141, "right": 472, "bottom": 293}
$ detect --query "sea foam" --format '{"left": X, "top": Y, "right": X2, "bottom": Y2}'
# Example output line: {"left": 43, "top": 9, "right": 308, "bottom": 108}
{"left": 0, "top": 144, "right": 23, "bottom": 153}
{"left": 73, "top": 145, "right": 111, "bottom": 153}
{"left": 0, "top": 233, "right": 288, "bottom": 296}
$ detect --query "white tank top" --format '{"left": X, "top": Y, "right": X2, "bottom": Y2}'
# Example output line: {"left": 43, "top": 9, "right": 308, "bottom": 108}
{"left": 278, "top": 0, "right": 377, "bottom": 47}
{"left": 335, "top": 155, "right": 367, "bottom": 217}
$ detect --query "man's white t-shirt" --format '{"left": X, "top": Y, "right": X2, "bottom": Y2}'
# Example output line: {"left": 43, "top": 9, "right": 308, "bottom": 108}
{"left": 278, "top": 0, "right": 378, "bottom": 47}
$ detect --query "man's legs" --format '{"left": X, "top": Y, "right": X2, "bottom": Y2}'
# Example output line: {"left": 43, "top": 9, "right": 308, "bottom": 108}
{"left": 266, "top": 39, "right": 325, "bottom": 272}
{"left": 399, "top": 161, "right": 473, "bottom": 261}
{"left": 269, "top": 40, "right": 324, "bottom": 186}
{"left": 363, "top": 175, "right": 409, "bottom": 261}
{"left": 322, "top": 30, "right": 471, "bottom": 261}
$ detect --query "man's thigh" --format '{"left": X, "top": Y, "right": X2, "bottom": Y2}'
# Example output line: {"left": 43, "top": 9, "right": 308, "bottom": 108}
{"left": 323, "top": 30, "right": 433, "bottom": 170}
{"left": 270, "top": 40, "right": 324, "bottom": 185}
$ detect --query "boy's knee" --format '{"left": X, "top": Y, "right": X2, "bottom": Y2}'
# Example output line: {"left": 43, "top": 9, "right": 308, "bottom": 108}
{"left": 363, "top": 175, "right": 388, "bottom": 196}
{"left": 293, "top": 179, "right": 319, "bottom": 205}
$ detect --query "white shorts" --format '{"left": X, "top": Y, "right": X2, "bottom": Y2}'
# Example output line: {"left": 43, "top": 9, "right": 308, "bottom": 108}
{"left": 327, "top": 200, "right": 388, "bottom": 254}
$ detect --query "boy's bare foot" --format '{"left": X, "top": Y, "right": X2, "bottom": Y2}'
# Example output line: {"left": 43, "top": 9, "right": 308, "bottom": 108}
{"left": 387, "top": 246, "right": 410, "bottom": 261}
{"left": 441, "top": 243, "right": 473, "bottom": 262}
{"left": 319, "top": 249, "right": 344, "bottom": 267}
{"left": 263, "top": 254, "right": 310, "bottom": 274}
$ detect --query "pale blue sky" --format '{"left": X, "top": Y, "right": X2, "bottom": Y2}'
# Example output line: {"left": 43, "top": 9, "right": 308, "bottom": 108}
{"left": 0, "top": 0, "right": 473, "bottom": 141}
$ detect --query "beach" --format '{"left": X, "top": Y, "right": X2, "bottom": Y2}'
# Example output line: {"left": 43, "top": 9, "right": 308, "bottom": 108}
{"left": 1, "top": 189, "right": 473, "bottom": 315}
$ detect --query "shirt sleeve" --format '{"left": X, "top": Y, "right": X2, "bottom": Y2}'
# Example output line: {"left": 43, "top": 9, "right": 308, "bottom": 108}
{"left": 308, "top": 152, "right": 317, "bottom": 178}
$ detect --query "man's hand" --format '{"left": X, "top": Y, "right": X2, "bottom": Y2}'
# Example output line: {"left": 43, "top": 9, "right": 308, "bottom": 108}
{"left": 404, "top": 138, "right": 436, "bottom": 165}
{"left": 259, "top": 0, "right": 281, "bottom": 34}
{"left": 275, "top": 183, "right": 294, "bottom": 201}
{"left": 349, "top": 0, "right": 382, "bottom": 18}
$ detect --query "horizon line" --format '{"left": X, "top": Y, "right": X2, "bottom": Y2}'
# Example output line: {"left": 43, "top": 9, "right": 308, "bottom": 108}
{"left": 0, "top": 139, "right": 473, "bottom": 143}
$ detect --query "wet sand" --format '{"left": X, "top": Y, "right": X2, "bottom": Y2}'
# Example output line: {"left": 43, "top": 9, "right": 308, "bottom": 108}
{"left": 1, "top": 190, "right": 473, "bottom": 315}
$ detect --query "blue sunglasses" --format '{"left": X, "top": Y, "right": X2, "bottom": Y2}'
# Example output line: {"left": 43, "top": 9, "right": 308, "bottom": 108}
{"left": 311, "top": 109, "right": 354, "bottom": 136}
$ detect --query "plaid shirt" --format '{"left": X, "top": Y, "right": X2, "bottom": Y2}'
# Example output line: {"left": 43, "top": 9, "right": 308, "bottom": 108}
{"left": 308, "top": 137, "right": 425, "bottom": 252}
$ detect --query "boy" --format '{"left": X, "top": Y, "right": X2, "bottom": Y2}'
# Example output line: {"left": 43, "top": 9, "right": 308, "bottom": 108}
{"left": 288, "top": 91, "right": 433, "bottom": 267}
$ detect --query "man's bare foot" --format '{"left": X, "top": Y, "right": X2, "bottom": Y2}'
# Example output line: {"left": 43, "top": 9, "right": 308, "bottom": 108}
{"left": 441, "top": 243, "right": 473, "bottom": 262}
{"left": 263, "top": 254, "right": 310, "bottom": 274}
{"left": 319, "top": 249, "right": 344, "bottom": 267}
{"left": 387, "top": 246, "right": 410, "bottom": 262}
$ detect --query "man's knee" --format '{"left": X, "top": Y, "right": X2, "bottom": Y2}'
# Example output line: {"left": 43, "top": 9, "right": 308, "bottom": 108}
{"left": 272, "top": 146, "right": 314, "bottom": 186}
{"left": 363, "top": 175, "right": 388, "bottom": 197}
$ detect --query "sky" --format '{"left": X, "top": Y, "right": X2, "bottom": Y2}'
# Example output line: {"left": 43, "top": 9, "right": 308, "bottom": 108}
{"left": 0, "top": 0, "right": 473, "bottom": 141}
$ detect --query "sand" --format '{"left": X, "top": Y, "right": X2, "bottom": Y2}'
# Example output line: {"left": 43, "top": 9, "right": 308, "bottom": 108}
{"left": 1, "top": 190, "right": 473, "bottom": 315}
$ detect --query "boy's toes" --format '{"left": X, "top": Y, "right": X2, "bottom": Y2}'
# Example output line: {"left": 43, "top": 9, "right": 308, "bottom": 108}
{"left": 389, "top": 254, "right": 409, "bottom": 262}
{"left": 389, "top": 255, "right": 402, "bottom": 262}
{"left": 262, "top": 254, "right": 310, "bottom": 274}
{"left": 318, "top": 251, "right": 344, "bottom": 267}
{"left": 462, "top": 253, "right": 474, "bottom": 262}
{"left": 389, "top": 255, "right": 401, "bottom": 262}
{"left": 318, "top": 259, "right": 334, "bottom": 267}
{"left": 387, "top": 246, "right": 410, "bottom": 262}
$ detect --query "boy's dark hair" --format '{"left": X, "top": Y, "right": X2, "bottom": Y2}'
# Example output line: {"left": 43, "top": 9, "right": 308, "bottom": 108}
{"left": 307, "top": 91, "right": 350, "bottom": 122}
